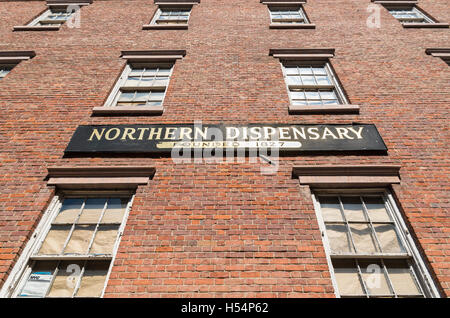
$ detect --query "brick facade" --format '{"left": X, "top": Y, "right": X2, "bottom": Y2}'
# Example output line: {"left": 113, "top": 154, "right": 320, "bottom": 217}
{"left": 0, "top": 0, "right": 448, "bottom": 297}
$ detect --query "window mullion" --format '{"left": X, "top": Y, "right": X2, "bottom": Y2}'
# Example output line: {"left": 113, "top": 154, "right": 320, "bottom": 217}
{"left": 406, "top": 259, "right": 426, "bottom": 297}
{"left": 71, "top": 260, "right": 87, "bottom": 298}
{"left": 360, "top": 196, "right": 384, "bottom": 253}
{"left": 355, "top": 259, "right": 370, "bottom": 298}
{"left": 380, "top": 259, "right": 397, "bottom": 298}
{"left": 60, "top": 199, "right": 86, "bottom": 255}
{"left": 338, "top": 196, "right": 358, "bottom": 253}
{"left": 44, "top": 260, "right": 61, "bottom": 297}
{"left": 86, "top": 200, "right": 108, "bottom": 254}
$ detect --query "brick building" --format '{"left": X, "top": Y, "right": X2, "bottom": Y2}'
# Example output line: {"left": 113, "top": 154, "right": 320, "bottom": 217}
{"left": 0, "top": 0, "right": 448, "bottom": 298}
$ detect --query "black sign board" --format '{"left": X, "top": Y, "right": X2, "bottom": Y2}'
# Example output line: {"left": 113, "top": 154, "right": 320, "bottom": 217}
{"left": 65, "top": 124, "right": 387, "bottom": 154}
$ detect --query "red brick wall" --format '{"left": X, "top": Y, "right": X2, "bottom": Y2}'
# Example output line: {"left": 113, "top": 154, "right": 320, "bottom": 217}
{"left": 0, "top": 0, "right": 448, "bottom": 297}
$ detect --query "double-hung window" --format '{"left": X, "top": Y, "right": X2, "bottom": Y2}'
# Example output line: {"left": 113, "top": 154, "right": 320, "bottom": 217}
{"left": 312, "top": 190, "right": 439, "bottom": 297}
{"left": 151, "top": 7, "right": 191, "bottom": 25}
{"left": 386, "top": 5, "right": 434, "bottom": 24}
{"left": 11, "top": 195, "right": 132, "bottom": 298}
{"left": 109, "top": 63, "right": 173, "bottom": 108}
{"left": 282, "top": 62, "right": 347, "bottom": 107}
{"left": 31, "top": 8, "right": 75, "bottom": 27}
{"left": 269, "top": 6, "right": 309, "bottom": 24}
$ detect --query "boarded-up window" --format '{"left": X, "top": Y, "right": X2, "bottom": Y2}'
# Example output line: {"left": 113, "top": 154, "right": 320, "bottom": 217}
{"left": 314, "top": 193, "right": 431, "bottom": 298}
{"left": 18, "top": 196, "right": 130, "bottom": 298}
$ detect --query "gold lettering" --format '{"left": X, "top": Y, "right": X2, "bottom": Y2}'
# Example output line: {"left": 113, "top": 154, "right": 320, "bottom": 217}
{"left": 137, "top": 128, "right": 149, "bottom": 140}
{"left": 291, "top": 127, "right": 306, "bottom": 139}
{"left": 121, "top": 128, "right": 136, "bottom": 140}
{"left": 335, "top": 127, "right": 353, "bottom": 139}
{"left": 249, "top": 127, "right": 262, "bottom": 140}
{"left": 105, "top": 128, "right": 121, "bottom": 140}
{"left": 165, "top": 127, "right": 177, "bottom": 140}
{"left": 88, "top": 128, "right": 105, "bottom": 141}
{"left": 148, "top": 128, "right": 163, "bottom": 140}
{"left": 321, "top": 127, "right": 338, "bottom": 139}
{"left": 348, "top": 127, "right": 364, "bottom": 139}
{"left": 226, "top": 127, "right": 239, "bottom": 140}
{"left": 263, "top": 127, "right": 277, "bottom": 140}
{"left": 307, "top": 127, "right": 320, "bottom": 140}
{"left": 194, "top": 127, "right": 208, "bottom": 140}
{"left": 179, "top": 127, "right": 193, "bottom": 140}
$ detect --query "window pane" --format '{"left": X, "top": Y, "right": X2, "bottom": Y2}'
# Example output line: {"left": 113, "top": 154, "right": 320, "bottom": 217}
{"left": 77, "top": 198, "right": 106, "bottom": 224}
{"left": 47, "top": 261, "right": 83, "bottom": 297}
{"left": 38, "top": 225, "right": 71, "bottom": 255}
{"left": 89, "top": 225, "right": 119, "bottom": 255}
{"left": 319, "top": 196, "right": 343, "bottom": 222}
{"left": 364, "top": 197, "right": 391, "bottom": 222}
{"left": 54, "top": 198, "right": 83, "bottom": 224}
{"left": 287, "top": 76, "right": 301, "bottom": 85}
{"left": 76, "top": 261, "right": 109, "bottom": 297}
{"left": 360, "top": 260, "right": 392, "bottom": 296}
{"left": 312, "top": 67, "right": 327, "bottom": 75}
{"left": 118, "top": 92, "right": 135, "bottom": 102}
{"left": 19, "top": 261, "right": 56, "bottom": 297}
{"left": 350, "top": 224, "right": 378, "bottom": 253}
{"left": 301, "top": 76, "right": 316, "bottom": 85}
{"left": 319, "top": 90, "right": 337, "bottom": 100}
{"left": 342, "top": 197, "right": 366, "bottom": 222}
{"left": 316, "top": 75, "right": 331, "bottom": 85}
{"left": 326, "top": 224, "right": 353, "bottom": 253}
{"left": 373, "top": 224, "right": 404, "bottom": 253}
{"left": 385, "top": 260, "right": 421, "bottom": 296}
{"left": 101, "top": 198, "right": 127, "bottom": 223}
{"left": 333, "top": 260, "right": 365, "bottom": 296}
{"left": 284, "top": 66, "right": 298, "bottom": 75}
{"left": 305, "top": 91, "right": 320, "bottom": 100}
{"left": 299, "top": 67, "right": 312, "bottom": 75}
{"left": 149, "top": 91, "right": 165, "bottom": 101}
{"left": 64, "top": 225, "right": 95, "bottom": 254}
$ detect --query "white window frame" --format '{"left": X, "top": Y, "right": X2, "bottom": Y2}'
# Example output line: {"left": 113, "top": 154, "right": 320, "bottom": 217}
{"left": 104, "top": 63, "right": 174, "bottom": 108}
{"left": 386, "top": 5, "right": 434, "bottom": 24}
{"left": 28, "top": 6, "right": 78, "bottom": 27}
{"left": 280, "top": 60, "right": 349, "bottom": 106}
{"left": 0, "top": 192, "right": 134, "bottom": 298}
{"left": 311, "top": 188, "right": 440, "bottom": 298}
{"left": 268, "top": 5, "right": 309, "bottom": 24}
{"left": 150, "top": 6, "right": 192, "bottom": 25}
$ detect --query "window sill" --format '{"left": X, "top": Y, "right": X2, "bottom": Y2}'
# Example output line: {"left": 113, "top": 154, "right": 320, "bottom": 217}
{"left": 92, "top": 106, "right": 164, "bottom": 115}
{"left": 13, "top": 25, "right": 60, "bottom": 31}
{"left": 402, "top": 22, "right": 449, "bottom": 28}
{"left": 142, "top": 24, "right": 188, "bottom": 30}
{"left": 270, "top": 23, "right": 316, "bottom": 29}
{"left": 288, "top": 104, "right": 360, "bottom": 114}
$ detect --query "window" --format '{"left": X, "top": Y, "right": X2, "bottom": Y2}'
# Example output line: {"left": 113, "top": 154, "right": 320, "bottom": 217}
{"left": 269, "top": 5, "right": 309, "bottom": 24}
{"left": 281, "top": 62, "right": 347, "bottom": 106}
{"left": 152, "top": 7, "right": 191, "bottom": 25}
{"left": 10, "top": 195, "right": 132, "bottom": 298}
{"left": 0, "top": 64, "right": 15, "bottom": 80}
{"left": 109, "top": 63, "right": 173, "bottom": 108}
{"left": 0, "top": 51, "right": 36, "bottom": 80}
{"left": 94, "top": 50, "right": 185, "bottom": 115}
{"left": 30, "top": 7, "right": 75, "bottom": 27}
{"left": 14, "top": 1, "right": 91, "bottom": 31}
{"left": 312, "top": 190, "right": 439, "bottom": 298}
{"left": 386, "top": 5, "right": 434, "bottom": 24}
